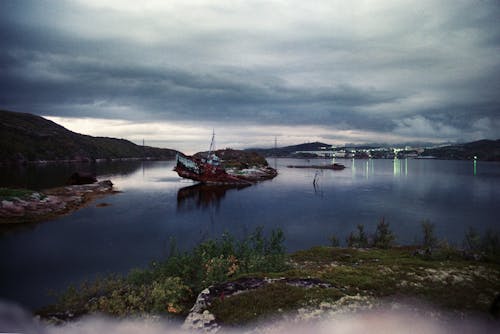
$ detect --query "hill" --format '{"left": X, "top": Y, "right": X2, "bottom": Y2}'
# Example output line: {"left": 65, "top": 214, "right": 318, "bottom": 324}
{"left": 194, "top": 149, "right": 269, "bottom": 169}
{"left": 247, "top": 139, "right": 500, "bottom": 160}
{"left": 0, "top": 110, "right": 177, "bottom": 164}
{"left": 246, "top": 141, "right": 332, "bottom": 157}
{"left": 421, "top": 140, "right": 500, "bottom": 161}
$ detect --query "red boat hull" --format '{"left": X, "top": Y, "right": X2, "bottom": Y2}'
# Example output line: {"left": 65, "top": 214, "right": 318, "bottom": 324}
{"left": 174, "top": 156, "right": 252, "bottom": 185}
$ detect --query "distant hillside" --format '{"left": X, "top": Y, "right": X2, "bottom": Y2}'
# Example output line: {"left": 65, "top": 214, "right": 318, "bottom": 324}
{"left": 0, "top": 110, "right": 177, "bottom": 164}
{"left": 247, "top": 139, "right": 500, "bottom": 160}
{"left": 246, "top": 141, "right": 332, "bottom": 157}
{"left": 421, "top": 140, "right": 500, "bottom": 161}
{"left": 194, "top": 149, "right": 269, "bottom": 169}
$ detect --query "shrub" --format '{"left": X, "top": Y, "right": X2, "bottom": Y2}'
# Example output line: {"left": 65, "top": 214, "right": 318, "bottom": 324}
{"left": 329, "top": 235, "right": 340, "bottom": 247}
{"left": 463, "top": 227, "right": 500, "bottom": 262}
{"left": 347, "top": 224, "right": 369, "bottom": 248}
{"left": 463, "top": 227, "right": 481, "bottom": 253}
{"left": 421, "top": 220, "right": 437, "bottom": 249}
{"left": 52, "top": 227, "right": 288, "bottom": 317}
{"left": 158, "top": 227, "right": 287, "bottom": 290}
{"left": 479, "top": 229, "right": 500, "bottom": 262}
{"left": 372, "top": 217, "right": 395, "bottom": 249}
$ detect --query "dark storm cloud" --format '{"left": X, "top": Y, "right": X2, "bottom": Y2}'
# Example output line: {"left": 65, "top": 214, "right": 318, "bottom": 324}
{"left": 1, "top": 0, "right": 499, "bottom": 143}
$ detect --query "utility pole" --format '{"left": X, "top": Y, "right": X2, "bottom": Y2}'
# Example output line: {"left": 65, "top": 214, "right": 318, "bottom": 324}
{"left": 273, "top": 136, "right": 278, "bottom": 170}
{"left": 142, "top": 139, "right": 145, "bottom": 160}
{"left": 274, "top": 136, "right": 277, "bottom": 156}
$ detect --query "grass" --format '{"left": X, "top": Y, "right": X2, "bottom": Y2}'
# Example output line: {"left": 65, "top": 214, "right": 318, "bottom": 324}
{"left": 40, "top": 225, "right": 500, "bottom": 325}
{"left": 209, "top": 282, "right": 343, "bottom": 325}
{"left": 42, "top": 227, "right": 288, "bottom": 318}
{"left": 288, "top": 246, "right": 500, "bottom": 313}
{"left": 0, "top": 187, "right": 37, "bottom": 201}
{"left": 205, "top": 245, "right": 499, "bottom": 325}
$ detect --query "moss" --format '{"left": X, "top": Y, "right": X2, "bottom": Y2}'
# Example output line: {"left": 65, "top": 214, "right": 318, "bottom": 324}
{"left": 207, "top": 246, "right": 499, "bottom": 326}
{"left": 42, "top": 237, "right": 500, "bottom": 323}
{"left": 289, "top": 246, "right": 500, "bottom": 313}
{"left": 0, "top": 187, "right": 36, "bottom": 200}
{"left": 209, "top": 282, "right": 343, "bottom": 325}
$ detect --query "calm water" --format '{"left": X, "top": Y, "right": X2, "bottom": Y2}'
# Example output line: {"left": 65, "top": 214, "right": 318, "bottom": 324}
{"left": 0, "top": 158, "right": 499, "bottom": 310}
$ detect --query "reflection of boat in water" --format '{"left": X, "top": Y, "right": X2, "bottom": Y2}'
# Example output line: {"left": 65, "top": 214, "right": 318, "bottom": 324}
{"left": 287, "top": 163, "right": 346, "bottom": 170}
{"left": 177, "top": 183, "right": 249, "bottom": 211}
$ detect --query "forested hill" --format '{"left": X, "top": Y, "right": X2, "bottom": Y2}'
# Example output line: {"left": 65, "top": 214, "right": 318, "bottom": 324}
{"left": 0, "top": 110, "right": 177, "bottom": 164}
{"left": 421, "top": 140, "right": 500, "bottom": 161}
{"left": 246, "top": 141, "right": 332, "bottom": 157}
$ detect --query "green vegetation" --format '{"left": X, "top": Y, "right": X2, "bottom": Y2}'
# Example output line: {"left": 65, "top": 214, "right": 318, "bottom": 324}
{"left": 346, "top": 224, "right": 369, "bottom": 248}
{"left": 0, "top": 187, "right": 39, "bottom": 200}
{"left": 328, "top": 235, "right": 340, "bottom": 247}
{"left": 209, "top": 283, "right": 343, "bottom": 325}
{"left": 41, "top": 224, "right": 500, "bottom": 326}
{"left": 421, "top": 220, "right": 438, "bottom": 250}
{"left": 44, "top": 227, "right": 287, "bottom": 318}
{"left": 372, "top": 218, "right": 396, "bottom": 249}
{"left": 194, "top": 149, "right": 269, "bottom": 169}
{"left": 463, "top": 227, "right": 500, "bottom": 262}
{"left": 289, "top": 246, "right": 500, "bottom": 312}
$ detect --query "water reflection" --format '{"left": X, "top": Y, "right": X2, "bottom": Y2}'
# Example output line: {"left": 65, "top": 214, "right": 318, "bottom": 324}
{"left": 0, "top": 161, "right": 145, "bottom": 190}
{"left": 393, "top": 158, "right": 408, "bottom": 177}
{"left": 177, "top": 183, "right": 250, "bottom": 212}
{"left": 350, "top": 158, "right": 375, "bottom": 179}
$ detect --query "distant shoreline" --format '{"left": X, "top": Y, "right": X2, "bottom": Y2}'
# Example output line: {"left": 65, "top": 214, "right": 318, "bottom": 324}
{"left": 0, "top": 157, "right": 175, "bottom": 167}
{"left": 3, "top": 156, "right": 500, "bottom": 168}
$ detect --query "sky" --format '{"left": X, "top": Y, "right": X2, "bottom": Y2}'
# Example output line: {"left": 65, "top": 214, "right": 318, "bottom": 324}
{"left": 1, "top": 0, "right": 499, "bottom": 153}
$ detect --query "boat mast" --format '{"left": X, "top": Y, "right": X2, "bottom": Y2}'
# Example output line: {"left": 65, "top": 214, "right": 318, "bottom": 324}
{"left": 207, "top": 129, "right": 216, "bottom": 159}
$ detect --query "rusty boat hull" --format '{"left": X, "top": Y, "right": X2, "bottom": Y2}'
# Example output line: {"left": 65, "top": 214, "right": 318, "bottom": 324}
{"left": 174, "top": 153, "right": 253, "bottom": 185}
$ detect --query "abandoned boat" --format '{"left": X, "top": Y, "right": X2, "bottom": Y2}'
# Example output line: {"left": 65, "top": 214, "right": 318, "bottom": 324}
{"left": 174, "top": 153, "right": 253, "bottom": 185}
{"left": 174, "top": 132, "right": 253, "bottom": 185}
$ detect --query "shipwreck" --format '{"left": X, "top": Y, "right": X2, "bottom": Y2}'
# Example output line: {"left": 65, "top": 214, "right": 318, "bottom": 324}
{"left": 174, "top": 133, "right": 277, "bottom": 185}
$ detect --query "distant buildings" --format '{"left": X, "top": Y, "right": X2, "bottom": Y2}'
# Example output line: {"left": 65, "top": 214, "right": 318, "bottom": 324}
{"left": 293, "top": 145, "right": 427, "bottom": 159}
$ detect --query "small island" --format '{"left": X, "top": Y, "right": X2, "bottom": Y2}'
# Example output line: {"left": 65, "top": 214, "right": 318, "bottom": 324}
{"left": 0, "top": 179, "right": 116, "bottom": 225}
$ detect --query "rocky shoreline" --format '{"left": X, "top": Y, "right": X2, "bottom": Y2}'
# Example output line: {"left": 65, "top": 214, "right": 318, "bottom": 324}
{"left": 0, "top": 180, "right": 117, "bottom": 224}
{"left": 227, "top": 166, "right": 278, "bottom": 182}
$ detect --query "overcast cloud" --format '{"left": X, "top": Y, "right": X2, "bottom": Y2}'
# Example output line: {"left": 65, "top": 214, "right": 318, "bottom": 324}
{"left": 1, "top": 0, "right": 499, "bottom": 152}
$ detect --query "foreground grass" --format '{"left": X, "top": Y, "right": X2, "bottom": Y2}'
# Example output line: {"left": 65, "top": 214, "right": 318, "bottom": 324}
{"left": 289, "top": 246, "right": 499, "bottom": 312}
{"left": 209, "top": 282, "right": 344, "bottom": 325}
{"left": 204, "top": 246, "right": 499, "bottom": 325}
{"left": 40, "top": 227, "right": 288, "bottom": 319}
{"left": 40, "top": 228, "right": 500, "bottom": 326}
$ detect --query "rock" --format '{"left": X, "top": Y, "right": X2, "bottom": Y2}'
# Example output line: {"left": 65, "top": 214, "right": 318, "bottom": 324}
{"left": 183, "top": 309, "right": 219, "bottom": 333}
{"left": 67, "top": 172, "right": 97, "bottom": 185}
{"left": 1, "top": 179, "right": 116, "bottom": 224}
{"left": 97, "top": 180, "right": 113, "bottom": 188}
{"left": 1, "top": 200, "right": 14, "bottom": 208}
{"left": 30, "top": 192, "right": 42, "bottom": 200}
{"left": 190, "top": 288, "right": 212, "bottom": 313}
{"left": 1, "top": 201, "right": 25, "bottom": 216}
